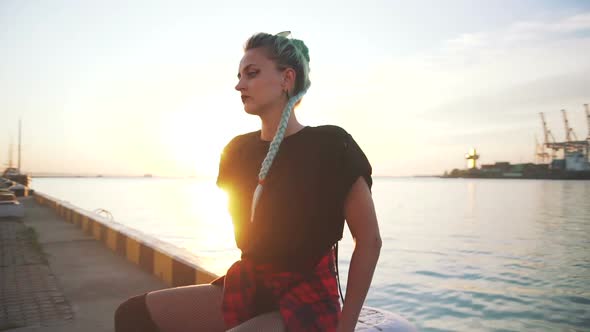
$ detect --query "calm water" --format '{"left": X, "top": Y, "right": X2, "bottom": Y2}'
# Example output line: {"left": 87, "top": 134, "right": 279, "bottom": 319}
{"left": 32, "top": 177, "right": 590, "bottom": 331}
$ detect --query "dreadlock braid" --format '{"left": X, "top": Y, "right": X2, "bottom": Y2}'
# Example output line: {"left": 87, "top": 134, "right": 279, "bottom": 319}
{"left": 250, "top": 89, "right": 307, "bottom": 222}
{"left": 244, "top": 32, "right": 311, "bottom": 222}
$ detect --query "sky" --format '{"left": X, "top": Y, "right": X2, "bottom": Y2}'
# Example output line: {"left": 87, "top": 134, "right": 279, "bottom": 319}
{"left": 1, "top": 0, "right": 589, "bottom": 177}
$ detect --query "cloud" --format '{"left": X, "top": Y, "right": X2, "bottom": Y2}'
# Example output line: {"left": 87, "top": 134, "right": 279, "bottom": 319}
{"left": 413, "top": 12, "right": 590, "bottom": 133}
{"left": 347, "top": 12, "right": 590, "bottom": 175}
{"left": 424, "top": 69, "right": 590, "bottom": 128}
{"left": 331, "top": 12, "right": 590, "bottom": 127}
{"left": 444, "top": 12, "right": 590, "bottom": 52}
{"left": 510, "top": 12, "right": 590, "bottom": 35}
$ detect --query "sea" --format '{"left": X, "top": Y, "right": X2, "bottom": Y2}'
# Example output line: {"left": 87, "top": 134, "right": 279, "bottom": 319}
{"left": 31, "top": 177, "right": 590, "bottom": 332}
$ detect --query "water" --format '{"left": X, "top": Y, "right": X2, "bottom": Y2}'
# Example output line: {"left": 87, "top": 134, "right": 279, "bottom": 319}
{"left": 31, "top": 177, "right": 590, "bottom": 331}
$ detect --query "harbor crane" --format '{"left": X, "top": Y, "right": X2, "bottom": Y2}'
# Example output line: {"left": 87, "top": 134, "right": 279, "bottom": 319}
{"left": 540, "top": 112, "right": 559, "bottom": 159}
{"left": 535, "top": 135, "right": 550, "bottom": 164}
{"left": 562, "top": 109, "right": 581, "bottom": 154}
{"left": 540, "top": 107, "right": 589, "bottom": 161}
{"left": 561, "top": 109, "right": 578, "bottom": 142}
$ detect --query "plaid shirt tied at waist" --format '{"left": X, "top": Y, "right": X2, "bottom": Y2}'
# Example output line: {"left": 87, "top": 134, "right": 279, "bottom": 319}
{"left": 216, "top": 250, "right": 341, "bottom": 331}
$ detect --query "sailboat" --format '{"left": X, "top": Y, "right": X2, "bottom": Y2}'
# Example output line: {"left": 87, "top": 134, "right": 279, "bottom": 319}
{"left": 2, "top": 119, "right": 31, "bottom": 195}
{"left": 0, "top": 127, "right": 26, "bottom": 216}
{"left": 0, "top": 178, "right": 24, "bottom": 218}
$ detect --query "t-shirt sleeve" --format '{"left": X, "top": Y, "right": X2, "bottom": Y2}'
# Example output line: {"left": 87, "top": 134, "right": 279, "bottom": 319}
{"left": 342, "top": 132, "right": 373, "bottom": 193}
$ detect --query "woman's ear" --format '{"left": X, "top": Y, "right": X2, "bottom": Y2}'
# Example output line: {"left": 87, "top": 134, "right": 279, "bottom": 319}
{"left": 283, "top": 68, "right": 297, "bottom": 93}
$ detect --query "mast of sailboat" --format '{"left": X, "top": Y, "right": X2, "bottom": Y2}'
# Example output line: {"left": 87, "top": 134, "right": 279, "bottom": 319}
{"left": 18, "top": 118, "right": 22, "bottom": 172}
{"left": 8, "top": 140, "right": 14, "bottom": 169}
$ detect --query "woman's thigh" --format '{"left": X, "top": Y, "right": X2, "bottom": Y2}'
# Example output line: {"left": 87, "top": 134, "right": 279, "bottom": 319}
{"left": 146, "top": 284, "right": 225, "bottom": 332}
{"left": 227, "top": 311, "right": 286, "bottom": 332}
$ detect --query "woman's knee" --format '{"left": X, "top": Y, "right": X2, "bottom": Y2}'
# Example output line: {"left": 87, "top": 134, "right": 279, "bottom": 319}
{"left": 145, "top": 285, "right": 225, "bottom": 332}
{"left": 115, "top": 293, "right": 160, "bottom": 332}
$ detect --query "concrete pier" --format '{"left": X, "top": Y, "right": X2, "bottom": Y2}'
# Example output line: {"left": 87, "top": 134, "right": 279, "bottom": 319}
{"left": 1, "top": 194, "right": 417, "bottom": 332}
{"left": 0, "top": 197, "right": 166, "bottom": 331}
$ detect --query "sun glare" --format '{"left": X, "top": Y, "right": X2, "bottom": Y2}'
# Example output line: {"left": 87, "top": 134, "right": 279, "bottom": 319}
{"left": 163, "top": 109, "right": 227, "bottom": 177}
{"left": 183, "top": 180, "right": 240, "bottom": 274}
{"left": 188, "top": 184, "right": 235, "bottom": 243}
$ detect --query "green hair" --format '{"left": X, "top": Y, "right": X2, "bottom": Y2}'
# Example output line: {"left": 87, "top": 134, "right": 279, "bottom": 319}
{"left": 245, "top": 32, "right": 311, "bottom": 222}
{"left": 244, "top": 32, "right": 311, "bottom": 96}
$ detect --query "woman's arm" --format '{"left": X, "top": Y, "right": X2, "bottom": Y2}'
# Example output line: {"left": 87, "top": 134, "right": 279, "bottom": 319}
{"left": 338, "top": 176, "right": 382, "bottom": 332}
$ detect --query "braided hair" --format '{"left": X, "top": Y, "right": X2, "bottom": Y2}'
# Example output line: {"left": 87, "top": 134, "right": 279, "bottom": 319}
{"left": 244, "top": 32, "right": 311, "bottom": 222}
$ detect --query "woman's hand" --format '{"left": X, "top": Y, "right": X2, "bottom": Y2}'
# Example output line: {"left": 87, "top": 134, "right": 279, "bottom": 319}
{"left": 339, "top": 176, "right": 382, "bottom": 331}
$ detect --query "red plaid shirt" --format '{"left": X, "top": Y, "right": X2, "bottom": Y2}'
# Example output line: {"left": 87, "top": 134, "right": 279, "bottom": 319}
{"left": 213, "top": 250, "right": 341, "bottom": 331}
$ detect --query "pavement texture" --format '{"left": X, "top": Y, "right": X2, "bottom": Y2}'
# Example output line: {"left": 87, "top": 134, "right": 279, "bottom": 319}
{"left": 0, "top": 197, "right": 166, "bottom": 332}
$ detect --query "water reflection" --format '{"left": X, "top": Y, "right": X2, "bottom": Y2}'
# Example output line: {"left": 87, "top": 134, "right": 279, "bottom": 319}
{"left": 31, "top": 177, "right": 590, "bottom": 331}
{"left": 32, "top": 177, "right": 240, "bottom": 275}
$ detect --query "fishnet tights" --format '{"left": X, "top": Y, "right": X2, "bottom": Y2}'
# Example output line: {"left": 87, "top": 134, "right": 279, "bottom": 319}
{"left": 146, "top": 284, "right": 286, "bottom": 332}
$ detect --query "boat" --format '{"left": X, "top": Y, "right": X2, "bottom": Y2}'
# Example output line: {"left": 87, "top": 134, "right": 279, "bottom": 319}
{"left": 0, "top": 177, "right": 29, "bottom": 197}
{"left": 0, "top": 191, "right": 24, "bottom": 218}
{"left": 2, "top": 119, "right": 32, "bottom": 189}
{"left": 0, "top": 178, "right": 11, "bottom": 187}
{"left": 2, "top": 169, "right": 31, "bottom": 188}
{"left": 9, "top": 182, "right": 29, "bottom": 197}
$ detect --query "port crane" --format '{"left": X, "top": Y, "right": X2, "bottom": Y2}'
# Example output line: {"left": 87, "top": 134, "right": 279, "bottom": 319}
{"left": 535, "top": 135, "right": 550, "bottom": 164}
{"left": 540, "top": 105, "right": 590, "bottom": 166}
{"left": 586, "top": 104, "right": 590, "bottom": 140}
{"left": 540, "top": 112, "right": 558, "bottom": 159}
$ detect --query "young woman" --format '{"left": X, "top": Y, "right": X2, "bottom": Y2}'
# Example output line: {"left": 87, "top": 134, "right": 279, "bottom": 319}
{"left": 115, "top": 31, "right": 382, "bottom": 332}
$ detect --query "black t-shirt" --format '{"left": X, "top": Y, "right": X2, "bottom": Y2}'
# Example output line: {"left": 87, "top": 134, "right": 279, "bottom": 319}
{"left": 217, "top": 125, "right": 372, "bottom": 269}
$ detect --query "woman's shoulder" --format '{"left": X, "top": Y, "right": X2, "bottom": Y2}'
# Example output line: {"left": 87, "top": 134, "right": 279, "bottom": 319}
{"left": 223, "top": 130, "right": 260, "bottom": 151}
{"left": 306, "top": 125, "right": 359, "bottom": 150}
{"left": 309, "top": 124, "right": 348, "bottom": 135}
{"left": 307, "top": 125, "right": 351, "bottom": 140}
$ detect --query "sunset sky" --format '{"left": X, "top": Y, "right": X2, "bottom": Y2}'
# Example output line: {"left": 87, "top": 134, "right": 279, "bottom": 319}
{"left": 1, "top": 0, "right": 589, "bottom": 177}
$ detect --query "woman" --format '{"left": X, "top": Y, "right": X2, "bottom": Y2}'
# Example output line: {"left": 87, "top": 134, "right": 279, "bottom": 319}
{"left": 115, "top": 31, "right": 381, "bottom": 332}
